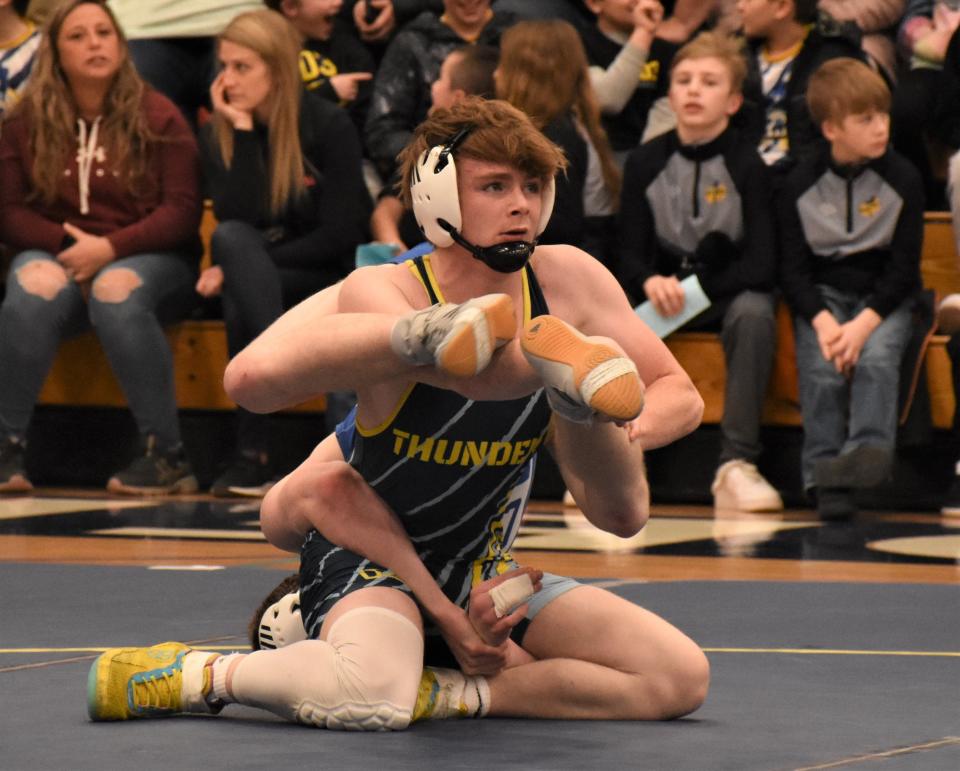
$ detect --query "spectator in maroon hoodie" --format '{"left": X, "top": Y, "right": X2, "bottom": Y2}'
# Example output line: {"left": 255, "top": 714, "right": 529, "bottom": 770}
{"left": 0, "top": 0, "right": 202, "bottom": 495}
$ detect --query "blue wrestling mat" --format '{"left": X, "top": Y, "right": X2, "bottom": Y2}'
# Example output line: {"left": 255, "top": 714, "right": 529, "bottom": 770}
{"left": 1, "top": 562, "right": 957, "bottom": 770}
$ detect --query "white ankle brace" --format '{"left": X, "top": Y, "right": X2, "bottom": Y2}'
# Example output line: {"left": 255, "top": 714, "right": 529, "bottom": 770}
{"left": 180, "top": 651, "right": 222, "bottom": 714}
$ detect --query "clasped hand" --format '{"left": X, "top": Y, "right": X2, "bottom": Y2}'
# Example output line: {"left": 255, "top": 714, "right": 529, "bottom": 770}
{"left": 57, "top": 222, "right": 115, "bottom": 284}
{"left": 812, "top": 308, "right": 881, "bottom": 376}
{"left": 435, "top": 566, "right": 542, "bottom": 675}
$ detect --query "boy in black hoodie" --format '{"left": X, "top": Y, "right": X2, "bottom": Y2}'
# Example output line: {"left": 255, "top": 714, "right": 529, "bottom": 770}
{"left": 620, "top": 30, "right": 782, "bottom": 512}
{"left": 778, "top": 58, "right": 923, "bottom": 519}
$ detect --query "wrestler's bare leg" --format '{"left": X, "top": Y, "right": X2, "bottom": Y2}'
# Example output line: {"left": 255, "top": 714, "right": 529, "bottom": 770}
{"left": 483, "top": 585, "right": 709, "bottom": 720}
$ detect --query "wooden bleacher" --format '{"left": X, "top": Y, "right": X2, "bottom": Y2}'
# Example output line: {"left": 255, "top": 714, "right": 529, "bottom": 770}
{"left": 35, "top": 212, "right": 959, "bottom": 428}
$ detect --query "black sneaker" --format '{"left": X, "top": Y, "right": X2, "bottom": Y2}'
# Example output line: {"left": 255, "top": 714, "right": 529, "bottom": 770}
{"left": 941, "top": 475, "right": 960, "bottom": 517}
{"left": 816, "top": 487, "right": 857, "bottom": 520}
{"left": 210, "top": 449, "right": 274, "bottom": 498}
{"left": 107, "top": 435, "right": 198, "bottom": 496}
{"left": 0, "top": 435, "right": 32, "bottom": 493}
{"left": 813, "top": 445, "right": 892, "bottom": 489}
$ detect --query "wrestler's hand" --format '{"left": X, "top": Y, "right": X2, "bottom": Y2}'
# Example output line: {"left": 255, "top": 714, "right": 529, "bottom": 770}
{"left": 435, "top": 607, "right": 511, "bottom": 676}
{"left": 468, "top": 566, "right": 543, "bottom": 646}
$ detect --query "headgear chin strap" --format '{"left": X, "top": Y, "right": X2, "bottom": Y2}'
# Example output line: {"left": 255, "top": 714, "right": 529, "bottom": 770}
{"left": 410, "top": 125, "right": 556, "bottom": 273}
{"left": 438, "top": 219, "right": 537, "bottom": 273}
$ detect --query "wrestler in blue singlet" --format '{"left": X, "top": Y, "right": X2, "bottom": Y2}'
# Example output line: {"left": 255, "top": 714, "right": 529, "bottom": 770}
{"left": 299, "top": 253, "right": 556, "bottom": 658}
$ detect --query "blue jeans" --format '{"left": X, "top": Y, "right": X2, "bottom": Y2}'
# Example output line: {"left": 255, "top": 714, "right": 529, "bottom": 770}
{"left": 793, "top": 286, "right": 913, "bottom": 489}
{"left": 0, "top": 250, "right": 197, "bottom": 448}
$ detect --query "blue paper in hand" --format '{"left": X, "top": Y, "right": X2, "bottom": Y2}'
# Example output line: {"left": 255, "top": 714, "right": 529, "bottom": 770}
{"left": 634, "top": 274, "right": 711, "bottom": 338}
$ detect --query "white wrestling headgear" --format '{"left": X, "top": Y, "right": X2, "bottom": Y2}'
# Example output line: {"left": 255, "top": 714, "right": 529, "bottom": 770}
{"left": 409, "top": 126, "right": 556, "bottom": 272}
{"left": 257, "top": 590, "right": 308, "bottom": 650}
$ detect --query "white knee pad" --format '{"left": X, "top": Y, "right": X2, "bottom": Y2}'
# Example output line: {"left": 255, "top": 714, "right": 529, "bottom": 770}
{"left": 233, "top": 606, "right": 423, "bottom": 731}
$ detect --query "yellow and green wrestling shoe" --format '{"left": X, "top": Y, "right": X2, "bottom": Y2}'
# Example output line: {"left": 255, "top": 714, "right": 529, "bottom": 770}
{"left": 87, "top": 641, "right": 219, "bottom": 721}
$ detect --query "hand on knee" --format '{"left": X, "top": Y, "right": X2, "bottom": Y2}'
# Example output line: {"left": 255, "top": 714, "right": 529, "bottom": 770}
{"left": 468, "top": 567, "right": 542, "bottom": 646}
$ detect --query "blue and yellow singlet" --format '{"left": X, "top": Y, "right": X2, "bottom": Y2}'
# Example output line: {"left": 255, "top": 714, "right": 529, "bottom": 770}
{"left": 300, "top": 254, "right": 552, "bottom": 635}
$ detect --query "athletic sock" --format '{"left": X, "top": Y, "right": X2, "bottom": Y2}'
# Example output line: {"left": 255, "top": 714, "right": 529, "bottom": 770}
{"left": 179, "top": 650, "right": 227, "bottom": 713}
{"left": 413, "top": 667, "right": 490, "bottom": 720}
{"left": 208, "top": 652, "right": 245, "bottom": 704}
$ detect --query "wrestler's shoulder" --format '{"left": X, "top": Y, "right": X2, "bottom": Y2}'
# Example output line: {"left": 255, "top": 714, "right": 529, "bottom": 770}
{"left": 530, "top": 243, "right": 599, "bottom": 276}
{"left": 340, "top": 262, "right": 423, "bottom": 311}
{"left": 531, "top": 243, "right": 615, "bottom": 292}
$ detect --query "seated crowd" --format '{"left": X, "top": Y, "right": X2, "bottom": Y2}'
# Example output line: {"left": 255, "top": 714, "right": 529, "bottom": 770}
{"left": 0, "top": 0, "right": 958, "bottom": 518}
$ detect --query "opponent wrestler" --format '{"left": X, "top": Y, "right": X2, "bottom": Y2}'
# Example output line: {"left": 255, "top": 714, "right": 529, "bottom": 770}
{"left": 87, "top": 97, "right": 708, "bottom": 729}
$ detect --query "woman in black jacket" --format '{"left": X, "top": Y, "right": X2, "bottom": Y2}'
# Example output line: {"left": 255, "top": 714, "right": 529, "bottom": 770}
{"left": 198, "top": 8, "right": 370, "bottom": 495}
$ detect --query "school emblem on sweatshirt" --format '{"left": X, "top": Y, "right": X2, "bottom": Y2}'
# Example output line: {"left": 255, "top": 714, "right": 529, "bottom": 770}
{"left": 639, "top": 59, "right": 659, "bottom": 84}
{"left": 858, "top": 196, "right": 881, "bottom": 218}
{"left": 704, "top": 182, "right": 727, "bottom": 205}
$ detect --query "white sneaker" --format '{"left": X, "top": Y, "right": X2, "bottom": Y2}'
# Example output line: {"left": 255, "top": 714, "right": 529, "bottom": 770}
{"left": 711, "top": 459, "right": 783, "bottom": 512}
{"left": 937, "top": 293, "right": 960, "bottom": 334}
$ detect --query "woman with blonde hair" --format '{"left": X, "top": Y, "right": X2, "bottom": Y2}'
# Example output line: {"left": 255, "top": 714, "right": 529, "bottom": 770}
{"left": 0, "top": 0, "right": 202, "bottom": 495}
{"left": 496, "top": 18, "right": 621, "bottom": 269}
{"left": 196, "top": 8, "right": 369, "bottom": 496}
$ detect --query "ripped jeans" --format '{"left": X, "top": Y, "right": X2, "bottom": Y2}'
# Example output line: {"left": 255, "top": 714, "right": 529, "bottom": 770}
{"left": 0, "top": 250, "right": 197, "bottom": 448}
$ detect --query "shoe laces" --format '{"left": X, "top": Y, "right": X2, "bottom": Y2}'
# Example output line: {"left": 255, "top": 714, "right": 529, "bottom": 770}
{"left": 129, "top": 669, "right": 178, "bottom": 713}
{"left": 413, "top": 303, "right": 463, "bottom": 351}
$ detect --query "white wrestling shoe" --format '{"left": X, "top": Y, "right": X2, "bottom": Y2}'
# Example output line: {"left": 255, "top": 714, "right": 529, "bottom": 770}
{"left": 391, "top": 294, "right": 516, "bottom": 377}
{"left": 520, "top": 315, "right": 643, "bottom": 423}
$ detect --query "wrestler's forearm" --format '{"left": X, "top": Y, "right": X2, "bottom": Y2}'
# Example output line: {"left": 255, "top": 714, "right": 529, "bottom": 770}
{"left": 226, "top": 313, "right": 418, "bottom": 412}
{"left": 420, "top": 341, "right": 542, "bottom": 401}
{"left": 551, "top": 420, "right": 649, "bottom": 537}
{"left": 630, "top": 373, "right": 703, "bottom": 450}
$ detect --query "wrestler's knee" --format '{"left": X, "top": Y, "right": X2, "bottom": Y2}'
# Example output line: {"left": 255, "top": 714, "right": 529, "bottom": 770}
{"left": 646, "top": 645, "right": 710, "bottom": 720}
{"left": 298, "top": 607, "right": 423, "bottom": 731}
